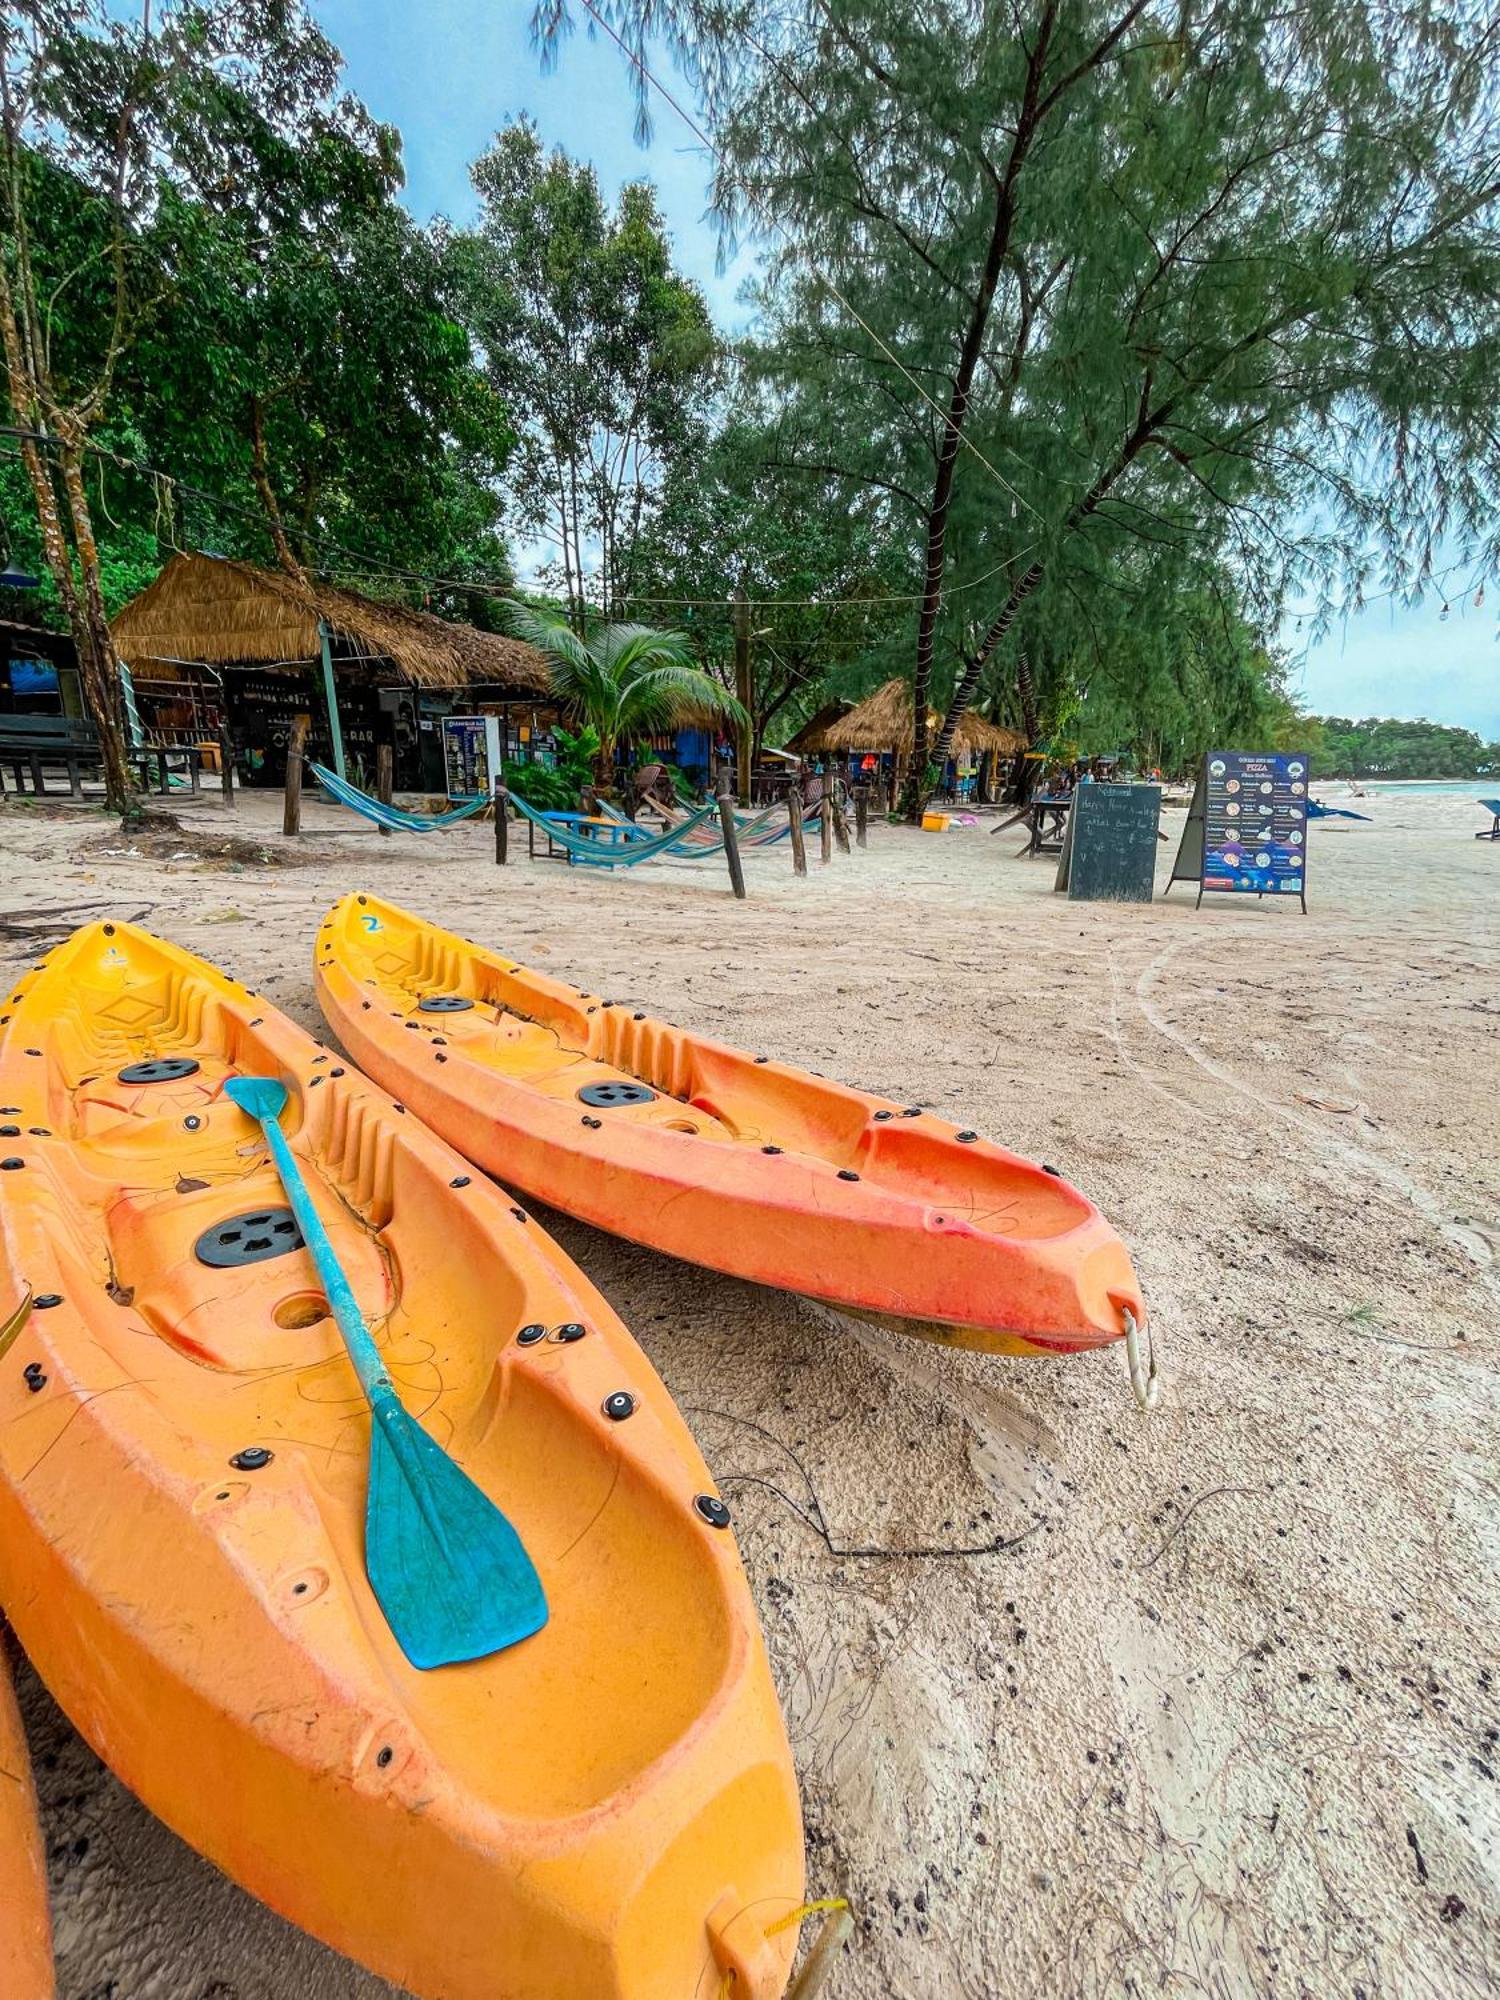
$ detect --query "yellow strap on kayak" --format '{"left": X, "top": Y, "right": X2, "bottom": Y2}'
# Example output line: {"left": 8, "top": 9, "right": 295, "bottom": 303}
{"left": 766, "top": 1898, "right": 849, "bottom": 1938}
{"left": 715, "top": 1899, "right": 852, "bottom": 1996}
{"left": 0, "top": 1284, "right": 32, "bottom": 1365}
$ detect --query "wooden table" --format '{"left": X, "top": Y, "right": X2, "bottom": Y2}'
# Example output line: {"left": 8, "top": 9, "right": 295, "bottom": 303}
{"left": 1020, "top": 795, "right": 1072, "bottom": 856}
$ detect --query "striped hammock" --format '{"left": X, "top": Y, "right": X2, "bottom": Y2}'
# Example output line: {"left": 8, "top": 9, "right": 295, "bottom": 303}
{"left": 310, "top": 764, "right": 491, "bottom": 832}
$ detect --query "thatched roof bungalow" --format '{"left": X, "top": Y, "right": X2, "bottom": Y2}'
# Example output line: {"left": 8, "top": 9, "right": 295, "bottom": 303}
{"left": 109, "top": 553, "right": 554, "bottom": 793}
{"left": 823, "top": 677, "right": 1025, "bottom": 757}
{"left": 111, "top": 552, "right": 549, "bottom": 691}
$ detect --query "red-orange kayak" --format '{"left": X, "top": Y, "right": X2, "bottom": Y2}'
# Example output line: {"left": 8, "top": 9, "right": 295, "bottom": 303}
{"left": 0, "top": 1637, "right": 52, "bottom": 1997}
{"left": 0, "top": 919, "right": 804, "bottom": 2000}
{"left": 317, "top": 893, "right": 1146, "bottom": 1358}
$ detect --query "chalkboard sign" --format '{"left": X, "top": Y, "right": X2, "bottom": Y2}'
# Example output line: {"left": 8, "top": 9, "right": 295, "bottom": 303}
{"left": 1167, "top": 751, "right": 1309, "bottom": 910}
{"left": 1054, "top": 782, "right": 1161, "bottom": 902}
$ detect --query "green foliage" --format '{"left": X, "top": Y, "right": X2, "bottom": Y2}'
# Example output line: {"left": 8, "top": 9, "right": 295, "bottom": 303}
{"left": 504, "top": 728, "right": 602, "bottom": 808}
{"left": 548, "top": 0, "right": 1500, "bottom": 778}
{"left": 629, "top": 405, "right": 916, "bottom": 750}
{"left": 1311, "top": 718, "right": 1500, "bottom": 781}
{"left": 504, "top": 602, "right": 746, "bottom": 779}
{"left": 550, "top": 724, "right": 602, "bottom": 794}
{"left": 502, "top": 759, "right": 574, "bottom": 810}
{"left": 2, "top": 4, "right": 513, "bottom": 660}
{"left": 454, "top": 122, "right": 717, "bottom": 617}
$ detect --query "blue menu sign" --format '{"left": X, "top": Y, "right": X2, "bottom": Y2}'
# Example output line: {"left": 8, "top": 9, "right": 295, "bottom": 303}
{"left": 1200, "top": 751, "right": 1308, "bottom": 909}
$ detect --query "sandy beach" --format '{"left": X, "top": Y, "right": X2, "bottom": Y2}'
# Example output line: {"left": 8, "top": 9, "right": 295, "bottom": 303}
{"left": 2, "top": 782, "right": 1496, "bottom": 2000}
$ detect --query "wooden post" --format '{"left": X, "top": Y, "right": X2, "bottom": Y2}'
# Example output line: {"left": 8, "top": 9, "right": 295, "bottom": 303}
{"left": 787, "top": 784, "right": 808, "bottom": 876}
{"left": 375, "top": 741, "right": 394, "bottom": 838}
{"left": 831, "top": 787, "right": 852, "bottom": 855}
{"left": 732, "top": 585, "right": 752, "bottom": 807}
{"left": 855, "top": 785, "right": 868, "bottom": 848}
{"left": 218, "top": 726, "right": 234, "bottom": 809}
{"left": 317, "top": 619, "right": 347, "bottom": 780}
{"left": 282, "top": 713, "right": 309, "bottom": 838}
{"left": 493, "top": 778, "right": 508, "bottom": 865}
{"left": 819, "top": 779, "right": 832, "bottom": 866}
{"left": 716, "top": 770, "right": 747, "bottom": 900}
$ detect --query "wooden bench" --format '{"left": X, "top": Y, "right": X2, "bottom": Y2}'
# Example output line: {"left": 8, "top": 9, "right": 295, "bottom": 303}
{"left": 0, "top": 715, "right": 101, "bottom": 798}
{"left": 0, "top": 715, "right": 200, "bottom": 798}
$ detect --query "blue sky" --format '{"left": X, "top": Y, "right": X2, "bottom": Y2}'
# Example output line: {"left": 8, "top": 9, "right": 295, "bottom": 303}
{"left": 314, "top": 1, "right": 1498, "bottom": 739}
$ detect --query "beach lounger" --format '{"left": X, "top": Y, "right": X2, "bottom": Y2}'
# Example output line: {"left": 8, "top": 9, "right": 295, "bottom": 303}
{"left": 1477, "top": 798, "right": 1500, "bottom": 840}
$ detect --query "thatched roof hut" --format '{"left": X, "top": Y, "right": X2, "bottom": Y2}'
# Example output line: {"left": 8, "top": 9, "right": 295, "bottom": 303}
{"left": 780, "top": 698, "right": 853, "bottom": 756}
{"left": 111, "top": 553, "right": 550, "bottom": 692}
{"left": 823, "top": 677, "right": 1025, "bottom": 756}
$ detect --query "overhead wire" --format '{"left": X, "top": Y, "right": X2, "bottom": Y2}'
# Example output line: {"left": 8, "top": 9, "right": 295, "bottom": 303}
{"left": 0, "top": 430, "right": 1035, "bottom": 612}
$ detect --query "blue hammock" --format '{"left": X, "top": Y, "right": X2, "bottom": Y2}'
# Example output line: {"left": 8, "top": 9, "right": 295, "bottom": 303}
{"left": 310, "top": 764, "right": 491, "bottom": 832}
{"left": 506, "top": 789, "right": 724, "bottom": 866}
{"left": 594, "top": 797, "right": 811, "bottom": 849}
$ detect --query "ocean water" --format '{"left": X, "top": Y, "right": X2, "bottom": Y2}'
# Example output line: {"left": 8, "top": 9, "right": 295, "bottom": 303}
{"left": 1342, "top": 780, "right": 1498, "bottom": 797}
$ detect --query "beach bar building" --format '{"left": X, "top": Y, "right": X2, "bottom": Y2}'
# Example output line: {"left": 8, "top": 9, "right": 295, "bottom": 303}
{"left": 110, "top": 553, "right": 553, "bottom": 792}
{"left": 823, "top": 677, "right": 1023, "bottom": 803}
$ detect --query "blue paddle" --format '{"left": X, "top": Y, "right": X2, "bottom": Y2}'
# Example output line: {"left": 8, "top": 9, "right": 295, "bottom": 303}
{"left": 224, "top": 1076, "right": 547, "bottom": 1670}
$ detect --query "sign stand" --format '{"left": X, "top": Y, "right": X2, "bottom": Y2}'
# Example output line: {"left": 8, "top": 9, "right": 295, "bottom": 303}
{"left": 1166, "top": 753, "right": 1309, "bottom": 911}
{"left": 1165, "top": 769, "right": 1207, "bottom": 901}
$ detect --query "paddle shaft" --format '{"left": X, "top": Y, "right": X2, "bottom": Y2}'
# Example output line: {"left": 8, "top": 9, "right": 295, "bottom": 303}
{"left": 257, "top": 1111, "right": 390, "bottom": 1403}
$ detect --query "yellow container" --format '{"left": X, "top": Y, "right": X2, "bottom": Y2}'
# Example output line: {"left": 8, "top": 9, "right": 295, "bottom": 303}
{"left": 921, "top": 811, "right": 949, "bottom": 832}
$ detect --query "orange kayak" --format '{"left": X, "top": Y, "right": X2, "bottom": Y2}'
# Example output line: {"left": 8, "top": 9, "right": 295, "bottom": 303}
{"left": 0, "top": 1638, "right": 52, "bottom": 1997}
{"left": 0, "top": 921, "right": 803, "bottom": 2000}
{"left": 316, "top": 893, "right": 1146, "bottom": 1357}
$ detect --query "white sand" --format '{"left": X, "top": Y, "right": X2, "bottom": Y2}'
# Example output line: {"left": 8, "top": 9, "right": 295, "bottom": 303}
{"left": 2, "top": 781, "right": 1497, "bottom": 1998}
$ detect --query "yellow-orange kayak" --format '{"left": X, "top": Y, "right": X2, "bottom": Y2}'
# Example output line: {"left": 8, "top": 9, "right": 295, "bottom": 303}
{"left": 0, "top": 1638, "right": 52, "bottom": 1997}
{"left": 317, "top": 893, "right": 1146, "bottom": 1357}
{"left": 0, "top": 921, "right": 803, "bottom": 2000}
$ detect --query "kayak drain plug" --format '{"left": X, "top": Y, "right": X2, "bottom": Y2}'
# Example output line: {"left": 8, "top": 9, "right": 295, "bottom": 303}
{"left": 23, "top": 1363, "right": 45, "bottom": 1393}
{"left": 695, "top": 1495, "right": 732, "bottom": 1529}
{"left": 230, "top": 1447, "right": 274, "bottom": 1471}
{"left": 603, "top": 1391, "right": 636, "bottom": 1421}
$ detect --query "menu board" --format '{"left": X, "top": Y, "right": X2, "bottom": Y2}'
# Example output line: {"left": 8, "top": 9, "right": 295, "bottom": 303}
{"left": 1202, "top": 751, "right": 1309, "bottom": 906}
{"left": 442, "top": 714, "right": 501, "bottom": 799}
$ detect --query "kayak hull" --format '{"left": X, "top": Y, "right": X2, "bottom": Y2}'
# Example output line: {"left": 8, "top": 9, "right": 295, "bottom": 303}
{"left": 0, "top": 922, "right": 802, "bottom": 2000}
{"left": 0, "top": 1640, "right": 52, "bottom": 1998}
{"left": 316, "top": 894, "right": 1146, "bottom": 1358}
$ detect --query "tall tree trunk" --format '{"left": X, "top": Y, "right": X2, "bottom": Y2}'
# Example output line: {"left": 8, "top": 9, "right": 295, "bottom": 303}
{"left": 0, "top": 254, "right": 134, "bottom": 814}
{"left": 249, "top": 397, "right": 304, "bottom": 578}
{"left": 903, "top": 7, "right": 1059, "bottom": 821}
{"left": 57, "top": 439, "right": 135, "bottom": 814}
{"left": 929, "top": 403, "right": 1162, "bottom": 784}
{"left": 1015, "top": 649, "right": 1039, "bottom": 744}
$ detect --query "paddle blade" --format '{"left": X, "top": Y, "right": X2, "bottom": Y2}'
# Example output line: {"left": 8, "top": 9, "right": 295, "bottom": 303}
{"left": 366, "top": 1390, "right": 547, "bottom": 1670}
{"left": 224, "top": 1076, "right": 290, "bottom": 1122}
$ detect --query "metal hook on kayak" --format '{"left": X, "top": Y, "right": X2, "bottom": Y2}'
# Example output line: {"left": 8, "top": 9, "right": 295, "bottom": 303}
{"left": 1122, "top": 1305, "right": 1161, "bottom": 1413}
{"left": 786, "top": 1903, "right": 854, "bottom": 1998}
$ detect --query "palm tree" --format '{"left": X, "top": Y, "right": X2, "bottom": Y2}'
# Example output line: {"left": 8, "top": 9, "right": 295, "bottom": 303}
{"left": 504, "top": 604, "right": 747, "bottom": 789}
